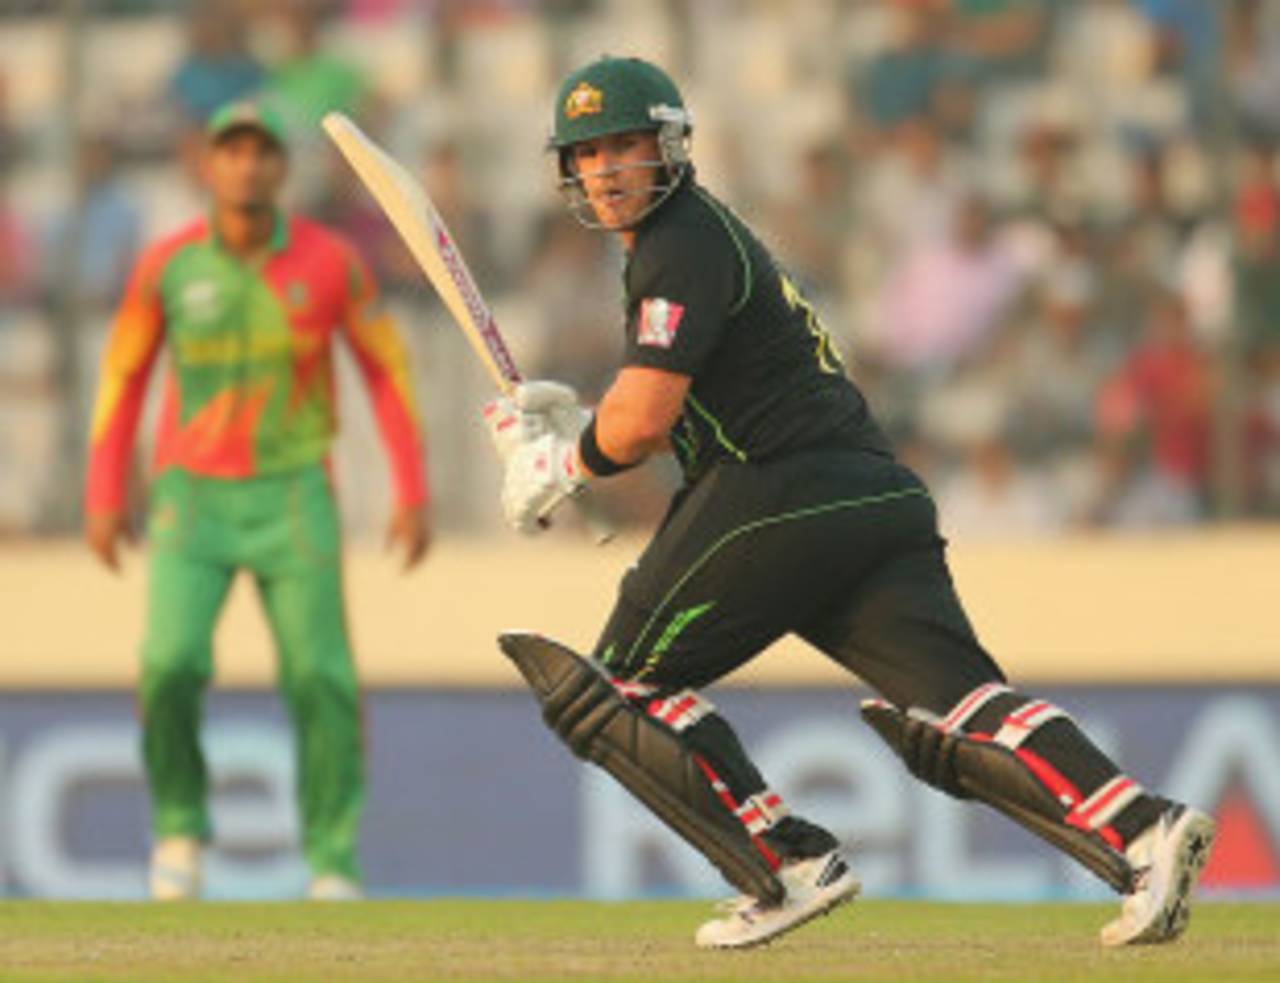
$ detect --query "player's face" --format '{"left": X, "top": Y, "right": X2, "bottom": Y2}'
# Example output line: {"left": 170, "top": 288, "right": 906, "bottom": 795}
{"left": 205, "top": 130, "right": 287, "bottom": 212}
{"left": 569, "top": 130, "right": 664, "bottom": 230}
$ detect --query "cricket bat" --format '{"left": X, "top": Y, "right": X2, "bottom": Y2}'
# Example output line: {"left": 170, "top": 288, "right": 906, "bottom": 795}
{"left": 321, "top": 112, "right": 613, "bottom": 541}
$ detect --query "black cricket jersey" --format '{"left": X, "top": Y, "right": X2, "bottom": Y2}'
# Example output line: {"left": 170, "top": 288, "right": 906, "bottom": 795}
{"left": 622, "top": 179, "right": 891, "bottom": 484}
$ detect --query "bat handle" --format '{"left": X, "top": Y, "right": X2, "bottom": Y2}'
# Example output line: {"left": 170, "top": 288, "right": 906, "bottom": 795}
{"left": 573, "top": 488, "right": 615, "bottom": 545}
{"left": 533, "top": 489, "right": 613, "bottom": 544}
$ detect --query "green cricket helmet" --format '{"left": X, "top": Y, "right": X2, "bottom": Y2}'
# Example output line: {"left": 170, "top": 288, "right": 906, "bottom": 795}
{"left": 549, "top": 56, "right": 693, "bottom": 229}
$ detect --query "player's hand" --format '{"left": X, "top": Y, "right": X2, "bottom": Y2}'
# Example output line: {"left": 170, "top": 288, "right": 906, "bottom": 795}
{"left": 386, "top": 503, "right": 431, "bottom": 571}
{"left": 482, "top": 380, "right": 587, "bottom": 463}
{"left": 85, "top": 510, "right": 132, "bottom": 573}
{"left": 518, "top": 380, "right": 590, "bottom": 447}
{"left": 482, "top": 395, "right": 534, "bottom": 462}
{"left": 502, "top": 433, "right": 585, "bottom": 534}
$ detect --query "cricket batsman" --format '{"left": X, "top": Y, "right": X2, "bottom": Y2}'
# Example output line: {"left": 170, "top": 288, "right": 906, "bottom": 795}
{"left": 487, "top": 57, "right": 1216, "bottom": 948}
{"left": 84, "top": 100, "right": 431, "bottom": 900}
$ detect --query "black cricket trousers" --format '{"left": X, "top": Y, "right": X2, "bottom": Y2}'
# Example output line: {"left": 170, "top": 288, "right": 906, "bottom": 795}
{"left": 591, "top": 448, "right": 1005, "bottom": 713}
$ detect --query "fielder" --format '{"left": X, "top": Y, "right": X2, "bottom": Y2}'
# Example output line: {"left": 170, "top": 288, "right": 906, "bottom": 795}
{"left": 487, "top": 57, "right": 1215, "bottom": 949}
{"left": 84, "top": 101, "right": 431, "bottom": 900}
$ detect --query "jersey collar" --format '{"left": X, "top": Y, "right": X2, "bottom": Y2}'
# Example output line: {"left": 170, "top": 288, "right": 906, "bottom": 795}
{"left": 628, "top": 173, "right": 693, "bottom": 252}
{"left": 205, "top": 209, "right": 290, "bottom": 257}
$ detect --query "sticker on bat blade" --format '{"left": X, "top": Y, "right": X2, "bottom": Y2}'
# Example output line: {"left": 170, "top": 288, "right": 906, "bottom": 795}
{"left": 636, "top": 298, "right": 685, "bottom": 349}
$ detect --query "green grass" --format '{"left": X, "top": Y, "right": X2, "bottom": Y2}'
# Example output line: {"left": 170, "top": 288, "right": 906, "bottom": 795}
{"left": 0, "top": 900, "right": 1275, "bottom": 982}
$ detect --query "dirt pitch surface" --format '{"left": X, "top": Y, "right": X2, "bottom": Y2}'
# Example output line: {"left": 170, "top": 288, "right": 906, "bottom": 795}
{"left": 0, "top": 900, "right": 1276, "bottom": 982}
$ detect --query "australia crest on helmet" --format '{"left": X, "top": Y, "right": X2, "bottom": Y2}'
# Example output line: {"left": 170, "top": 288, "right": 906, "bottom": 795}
{"left": 565, "top": 81, "right": 604, "bottom": 120}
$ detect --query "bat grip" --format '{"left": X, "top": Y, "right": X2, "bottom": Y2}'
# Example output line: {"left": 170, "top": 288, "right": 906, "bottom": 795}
{"left": 572, "top": 487, "right": 615, "bottom": 545}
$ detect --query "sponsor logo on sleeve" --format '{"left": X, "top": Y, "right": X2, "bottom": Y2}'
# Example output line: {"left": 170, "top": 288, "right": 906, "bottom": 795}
{"left": 636, "top": 297, "right": 685, "bottom": 349}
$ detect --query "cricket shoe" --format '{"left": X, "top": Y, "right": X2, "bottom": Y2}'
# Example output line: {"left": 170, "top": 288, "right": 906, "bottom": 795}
{"left": 695, "top": 850, "right": 860, "bottom": 949}
{"left": 308, "top": 874, "right": 364, "bottom": 901}
{"left": 149, "top": 836, "right": 202, "bottom": 901}
{"left": 1100, "top": 805, "right": 1216, "bottom": 947}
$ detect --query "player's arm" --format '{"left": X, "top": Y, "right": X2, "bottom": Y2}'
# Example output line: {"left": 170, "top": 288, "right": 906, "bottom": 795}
{"left": 582, "top": 215, "right": 737, "bottom": 475}
{"left": 83, "top": 248, "right": 167, "bottom": 571}
{"left": 498, "top": 219, "right": 734, "bottom": 532}
{"left": 583, "top": 366, "right": 689, "bottom": 474}
{"left": 338, "top": 244, "right": 432, "bottom": 568}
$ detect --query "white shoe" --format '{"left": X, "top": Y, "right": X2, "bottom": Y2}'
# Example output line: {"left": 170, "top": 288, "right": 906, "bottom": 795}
{"left": 695, "top": 850, "right": 860, "bottom": 949}
{"left": 308, "top": 874, "right": 364, "bottom": 901}
{"left": 1100, "top": 806, "right": 1216, "bottom": 947}
{"left": 149, "top": 836, "right": 203, "bottom": 901}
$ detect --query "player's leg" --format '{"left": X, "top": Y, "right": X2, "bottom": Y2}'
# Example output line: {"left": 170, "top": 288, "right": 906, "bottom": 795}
{"left": 590, "top": 452, "right": 953, "bottom": 874}
{"left": 506, "top": 455, "right": 920, "bottom": 945}
{"left": 139, "top": 472, "right": 235, "bottom": 898}
{"left": 592, "top": 587, "right": 841, "bottom": 874}
{"left": 501, "top": 631, "right": 858, "bottom": 950}
{"left": 252, "top": 466, "right": 364, "bottom": 895}
{"left": 800, "top": 490, "right": 1214, "bottom": 944}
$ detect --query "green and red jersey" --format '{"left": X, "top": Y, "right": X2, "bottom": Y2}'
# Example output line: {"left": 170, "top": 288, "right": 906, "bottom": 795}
{"left": 86, "top": 214, "right": 428, "bottom": 513}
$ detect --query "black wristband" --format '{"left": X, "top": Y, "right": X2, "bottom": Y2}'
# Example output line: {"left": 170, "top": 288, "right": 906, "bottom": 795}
{"left": 578, "top": 416, "right": 637, "bottom": 477}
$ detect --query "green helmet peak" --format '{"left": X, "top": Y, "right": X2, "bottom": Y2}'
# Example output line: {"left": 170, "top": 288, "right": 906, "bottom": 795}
{"left": 551, "top": 56, "right": 691, "bottom": 150}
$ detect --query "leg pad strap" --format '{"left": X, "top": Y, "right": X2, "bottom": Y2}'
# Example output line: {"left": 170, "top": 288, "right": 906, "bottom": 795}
{"left": 499, "top": 631, "right": 785, "bottom": 904}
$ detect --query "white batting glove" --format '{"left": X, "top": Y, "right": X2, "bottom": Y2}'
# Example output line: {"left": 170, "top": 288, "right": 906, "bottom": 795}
{"left": 516, "top": 380, "right": 589, "bottom": 442}
{"left": 482, "top": 380, "right": 587, "bottom": 463}
{"left": 514, "top": 379, "right": 579, "bottom": 413}
{"left": 501, "top": 432, "right": 585, "bottom": 534}
{"left": 482, "top": 396, "right": 534, "bottom": 462}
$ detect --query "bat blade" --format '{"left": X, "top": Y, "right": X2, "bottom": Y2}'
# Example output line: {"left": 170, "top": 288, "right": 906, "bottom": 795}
{"left": 321, "top": 112, "right": 521, "bottom": 395}
{"left": 322, "top": 112, "right": 615, "bottom": 544}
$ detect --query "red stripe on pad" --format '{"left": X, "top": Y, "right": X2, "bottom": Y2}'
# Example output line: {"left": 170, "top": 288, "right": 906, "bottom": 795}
{"left": 693, "top": 755, "right": 782, "bottom": 871}
{"left": 1097, "top": 825, "right": 1124, "bottom": 851}
{"left": 1009, "top": 700, "right": 1050, "bottom": 726}
{"left": 663, "top": 695, "right": 699, "bottom": 725}
{"left": 942, "top": 683, "right": 1005, "bottom": 731}
{"left": 1014, "top": 747, "right": 1082, "bottom": 807}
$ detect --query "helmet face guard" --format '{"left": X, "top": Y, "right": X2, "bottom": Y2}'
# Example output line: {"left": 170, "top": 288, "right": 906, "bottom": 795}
{"left": 555, "top": 108, "right": 692, "bottom": 230}
{"left": 548, "top": 58, "right": 693, "bottom": 230}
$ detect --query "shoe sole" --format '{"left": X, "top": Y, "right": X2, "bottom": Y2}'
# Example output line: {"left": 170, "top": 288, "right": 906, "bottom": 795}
{"left": 697, "top": 875, "right": 861, "bottom": 950}
{"left": 1123, "top": 812, "right": 1217, "bottom": 946}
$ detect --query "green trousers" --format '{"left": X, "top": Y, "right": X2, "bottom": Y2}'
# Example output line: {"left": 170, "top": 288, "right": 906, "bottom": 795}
{"left": 140, "top": 464, "right": 363, "bottom": 881}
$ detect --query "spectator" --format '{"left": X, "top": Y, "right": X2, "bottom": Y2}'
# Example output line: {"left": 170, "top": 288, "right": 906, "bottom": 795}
{"left": 947, "top": 0, "right": 1054, "bottom": 84}
{"left": 522, "top": 210, "right": 620, "bottom": 398}
{"left": 1012, "top": 265, "right": 1119, "bottom": 456}
{"left": 1232, "top": 138, "right": 1280, "bottom": 516}
{"left": 858, "top": 116, "right": 972, "bottom": 257}
{"left": 873, "top": 192, "right": 1025, "bottom": 373}
{"left": 1096, "top": 290, "right": 1211, "bottom": 525}
{"left": 856, "top": 1, "right": 951, "bottom": 135}
{"left": 938, "top": 430, "right": 1065, "bottom": 540}
{"left": 259, "top": 0, "right": 369, "bottom": 132}
{"left": 168, "top": 1, "right": 265, "bottom": 126}
{"left": 1098, "top": 146, "right": 1180, "bottom": 329}
{"left": 1012, "top": 121, "right": 1084, "bottom": 226}
{"left": 0, "top": 70, "right": 31, "bottom": 311}
{"left": 1133, "top": 0, "right": 1220, "bottom": 125}
{"left": 43, "top": 133, "right": 142, "bottom": 313}
{"left": 0, "top": 177, "right": 32, "bottom": 315}
{"left": 1243, "top": 346, "right": 1280, "bottom": 516}
{"left": 766, "top": 140, "right": 854, "bottom": 307}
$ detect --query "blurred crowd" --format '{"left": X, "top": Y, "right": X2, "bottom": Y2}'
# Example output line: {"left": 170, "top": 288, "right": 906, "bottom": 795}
{"left": 2, "top": 0, "right": 1280, "bottom": 539}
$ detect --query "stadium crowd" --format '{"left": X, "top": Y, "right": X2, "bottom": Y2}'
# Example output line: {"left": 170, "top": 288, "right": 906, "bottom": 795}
{"left": 2, "top": 0, "right": 1280, "bottom": 538}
